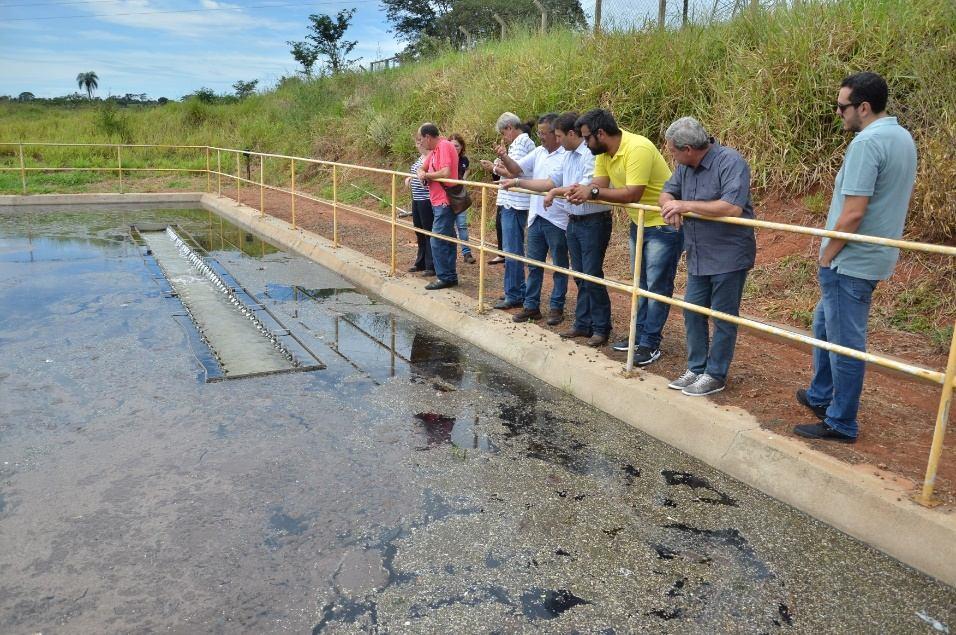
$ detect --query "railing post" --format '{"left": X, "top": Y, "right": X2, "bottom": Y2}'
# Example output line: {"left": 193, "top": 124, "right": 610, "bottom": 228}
{"left": 918, "top": 323, "right": 956, "bottom": 506}
{"left": 205, "top": 147, "right": 211, "bottom": 193}
{"left": 478, "top": 187, "right": 488, "bottom": 313}
{"left": 390, "top": 173, "right": 397, "bottom": 275}
{"left": 290, "top": 158, "right": 296, "bottom": 229}
{"left": 332, "top": 165, "right": 339, "bottom": 246}
{"left": 235, "top": 152, "right": 241, "bottom": 203}
{"left": 216, "top": 149, "right": 222, "bottom": 197}
{"left": 259, "top": 154, "right": 265, "bottom": 217}
{"left": 625, "top": 209, "right": 646, "bottom": 373}
{"left": 117, "top": 145, "right": 123, "bottom": 194}
{"left": 18, "top": 143, "right": 26, "bottom": 194}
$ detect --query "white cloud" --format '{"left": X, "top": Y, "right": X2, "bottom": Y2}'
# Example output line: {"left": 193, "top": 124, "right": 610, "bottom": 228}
{"left": 80, "top": 0, "right": 293, "bottom": 38}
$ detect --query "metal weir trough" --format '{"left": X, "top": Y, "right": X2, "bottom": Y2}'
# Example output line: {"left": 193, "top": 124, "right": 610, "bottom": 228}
{"left": 139, "top": 226, "right": 323, "bottom": 380}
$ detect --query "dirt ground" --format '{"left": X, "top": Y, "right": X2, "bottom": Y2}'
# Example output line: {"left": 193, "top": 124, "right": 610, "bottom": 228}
{"left": 70, "top": 175, "right": 956, "bottom": 505}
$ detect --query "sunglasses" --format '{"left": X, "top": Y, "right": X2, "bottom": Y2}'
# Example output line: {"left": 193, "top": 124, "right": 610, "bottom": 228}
{"left": 835, "top": 101, "right": 861, "bottom": 113}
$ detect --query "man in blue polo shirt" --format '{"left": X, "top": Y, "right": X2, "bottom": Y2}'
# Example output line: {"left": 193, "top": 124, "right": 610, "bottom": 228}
{"left": 660, "top": 117, "right": 756, "bottom": 397}
{"left": 793, "top": 72, "right": 917, "bottom": 443}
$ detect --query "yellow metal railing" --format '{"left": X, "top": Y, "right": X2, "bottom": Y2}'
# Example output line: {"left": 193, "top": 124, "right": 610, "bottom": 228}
{"left": 3, "top": 141, "right": 954, "bottom": 506}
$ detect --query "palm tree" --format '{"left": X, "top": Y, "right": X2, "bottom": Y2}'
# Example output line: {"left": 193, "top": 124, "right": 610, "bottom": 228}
{"left": 76, "top": 71, "right": 99, "bottom": 100}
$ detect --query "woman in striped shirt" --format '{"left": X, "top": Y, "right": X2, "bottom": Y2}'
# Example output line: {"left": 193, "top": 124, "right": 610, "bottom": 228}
{"left": 406, "top": 133, "right": 435, "bottom": 275}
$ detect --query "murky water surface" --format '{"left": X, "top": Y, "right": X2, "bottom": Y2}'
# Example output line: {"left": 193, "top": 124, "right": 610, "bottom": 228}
{"left": 0, "top": 209, "right": 954, "bottom": 634}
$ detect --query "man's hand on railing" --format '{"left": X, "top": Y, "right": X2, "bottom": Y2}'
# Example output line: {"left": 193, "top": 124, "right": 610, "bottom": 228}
{"left": 566, "top": 183, "right": 593, "bottom": 205}
{"left": 661, "top": 199, "right": 687, "bottom": 229}
{"left": 501, "top": 178, "right": 519, "bottom": 190}
{"left": 543, "top": 191, "right": 556, "bottom": 208}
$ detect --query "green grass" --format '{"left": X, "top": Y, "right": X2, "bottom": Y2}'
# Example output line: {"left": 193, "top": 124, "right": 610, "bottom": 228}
{"left": 1, "top": 0, "right": 954, "bottom": 242}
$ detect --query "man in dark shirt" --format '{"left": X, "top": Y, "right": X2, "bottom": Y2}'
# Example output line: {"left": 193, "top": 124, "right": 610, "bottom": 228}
{"left": 659, "top": 117, "right": 756, "bottom": 397}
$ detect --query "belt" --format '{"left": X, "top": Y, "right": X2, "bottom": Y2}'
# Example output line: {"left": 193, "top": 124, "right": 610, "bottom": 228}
{"left": 568, "top": 210, "right": 612, "bottom": 222}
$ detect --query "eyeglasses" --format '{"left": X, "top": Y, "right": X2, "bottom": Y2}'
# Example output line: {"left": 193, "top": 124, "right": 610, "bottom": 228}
{"left": 835, "top": 101, "right": 861, "bottom": 113}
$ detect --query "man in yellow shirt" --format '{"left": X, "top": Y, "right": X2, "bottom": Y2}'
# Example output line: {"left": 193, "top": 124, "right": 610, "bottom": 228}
{"left": 567, "top": 109, "right": 681, "bottom": 361}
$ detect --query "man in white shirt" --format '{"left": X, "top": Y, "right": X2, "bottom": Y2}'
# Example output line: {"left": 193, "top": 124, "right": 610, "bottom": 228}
{"left": 495, "top": 113, "right": 568, "bottom": 324}
{"left": 480, "top": 112, "right": 536, "bottom": 309}
{"left": 502, "top": 112, "right": 613, "bottom": 346}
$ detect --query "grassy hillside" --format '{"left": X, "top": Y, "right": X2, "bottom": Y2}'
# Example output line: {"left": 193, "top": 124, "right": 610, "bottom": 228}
{"left": 1, "top": 0, "right": 954, "bottom": 241}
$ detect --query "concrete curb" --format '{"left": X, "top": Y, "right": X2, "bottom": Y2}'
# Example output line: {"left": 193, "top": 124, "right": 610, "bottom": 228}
{"left": 0, "top": 192, "right": 203, "bottom": 210}
{"left": 4, "top": 192, "right": 952, "bottom": 585}
{"left": 198, "top": 193, "right": 956, "bottom": 587}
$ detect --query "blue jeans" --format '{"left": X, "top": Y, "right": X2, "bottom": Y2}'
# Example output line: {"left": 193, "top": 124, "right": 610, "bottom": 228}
{"left": 805, "top": 266, "right": 877, "bottom": 438}
{"left": 429, "top": 204, "right": 458, "bottom": 284}
{"left": 454, "top": 211, "right": 472, "bottom": 256}
{"left": 500, "top": 207, "right": 528, "bottom": 303}
{"left": 628, "top": 223, "right": 683, "bottom": 349}
{"left": 566, "top": 212, "right": 613, "bottom": 336}
{"left": 525, "top": 216, "right": 569, "bottom": 311}
{"left": 684, "top": 269, "right": 748, "bottom": 382}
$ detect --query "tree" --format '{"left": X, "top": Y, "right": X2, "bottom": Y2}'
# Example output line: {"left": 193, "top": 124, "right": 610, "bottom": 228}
{"left": 76, "top": 71, "right": 99, "bottom": 100}
{"left": 289, "top": 41, "right": 320, "bottom": 77}
{"left": 382, "top": 0, "right": 586, "bottom": 55}
{"left": 232, "top": 79, "right": 259, "bottom": 99}
{"left": 288, "top": 8, "right": 361, "bottom": 76}
{"left": 18, "top": 92, "right": 35, "bottom": 102}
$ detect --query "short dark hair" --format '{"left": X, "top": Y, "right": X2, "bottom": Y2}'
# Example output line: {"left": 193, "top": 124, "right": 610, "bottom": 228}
{"left": 841, "top": 72, "right": 888, "bottom": 114}
{"left": 575, "top": 108, "right": 621, "bottom": 136}
{"left": 419, "top": 123, "right": 440, "bottom": 138}
{"left": 450, "top": 133, "right": 466, "bottom": 152}
{"left": 554, "top": 111, "right": 580, "bottom": 133}
{"left": 537, "top": 112, "right": 559, "bottom": 130}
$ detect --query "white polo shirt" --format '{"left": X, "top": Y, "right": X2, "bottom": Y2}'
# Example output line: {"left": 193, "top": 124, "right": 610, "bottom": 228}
{"left": 513, "top": 144, "right": 568, "bottom": 230}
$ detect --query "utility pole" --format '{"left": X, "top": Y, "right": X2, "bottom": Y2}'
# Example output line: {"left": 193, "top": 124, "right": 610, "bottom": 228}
{"left": 682, "top": 0, "right": 689, "bottom": 26}
{"left": 532, "top": 0, "right": 547, "bottom": 33}
{"left": 658, "top": 0, "right": 667, "bottom": 28}
{"left": 458, "top": 25, "right": 472, "bottom": 48}
{"left": 594, "top": 0, "right": 603, "bottom": 34}
{"left": 493, "top": 13, "right": 507, "bottom": 40}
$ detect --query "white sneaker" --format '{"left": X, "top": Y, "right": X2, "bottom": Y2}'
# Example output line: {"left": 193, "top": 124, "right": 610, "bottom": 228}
{"left": 681, "top": 373, "right": 725, "bottom": 397}
{"left": 668, "top": 370, "right": 698, "bottom": 390}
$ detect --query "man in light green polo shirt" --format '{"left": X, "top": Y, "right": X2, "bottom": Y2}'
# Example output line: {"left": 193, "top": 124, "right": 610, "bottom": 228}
{"left": 567, "top": 109, "right": 679, "bottom": 361}
{"left": 793, "top": 72, "right": 917, "bottom": 443}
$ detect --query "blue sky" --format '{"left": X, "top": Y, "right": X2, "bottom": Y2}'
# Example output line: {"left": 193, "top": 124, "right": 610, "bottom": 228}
{"left": 0, "top": 0, "right": 404, "bottom": 99}
{"left": 0, "top": 0, "right": 663, "bottom": 100}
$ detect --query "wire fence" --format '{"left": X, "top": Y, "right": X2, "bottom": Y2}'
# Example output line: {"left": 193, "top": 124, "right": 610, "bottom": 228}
{"left": 588, "top": 0, "right": 789, "bottom": 31}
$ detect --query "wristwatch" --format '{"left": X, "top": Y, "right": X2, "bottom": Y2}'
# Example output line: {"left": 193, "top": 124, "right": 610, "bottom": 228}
{"left": 589, "top": 186, "right": 600, "bottom": 200}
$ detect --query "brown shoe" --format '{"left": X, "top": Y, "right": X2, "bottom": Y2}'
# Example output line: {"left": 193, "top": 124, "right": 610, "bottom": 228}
{"left": 512, "top": 307, "right": 542, "bottom": 322}
{"left": 560, "top": 327, "right": 590, "bottom": 339}
{"left": 586, "top": 333, "right": 609, "bottom": 347}
{"left": 463, "top": 253, "right": 477, "bottom": 264}
{"left": 546, "top": 308, "right": 563, "bottom": 326}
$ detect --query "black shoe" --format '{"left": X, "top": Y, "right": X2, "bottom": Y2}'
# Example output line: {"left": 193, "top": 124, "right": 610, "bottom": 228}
{"left": 425, "top": 279, "right": 457, "bottom": 290}
{"left": 796, "top": 389, "right": 827, "bottom": 420}
{"left": 512, "top": 307, "right": 542, "bottom": 322}
{"left": 422, "top": 269, "right": 436, "bottom": 277}
{"left": 463, "top": 253, "right": 477, "bottom": 264}
{"left": 560, "top": 327, "right": 590, "bottom": 339}
{"left": 489, "top": 256, "right": 505, "bottom": 265}
{"left": 494, "top": 299, "right": 522, "bottom": 310}
{"left": 792, "top": 422, "right": 856, "bottom": 444}
{"left": 586, "top": 333, "right": 609, "bottom": 347}
{"left": 407, "top": 265, "right": 424, "bottom": 272}
{"left": 546, "top": 308, "right": 564, "bottom": 326}
{"left": 633, "top": 346, "right": 661, "bottom": 366}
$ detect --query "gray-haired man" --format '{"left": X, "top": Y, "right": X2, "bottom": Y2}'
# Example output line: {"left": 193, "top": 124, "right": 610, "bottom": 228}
{"left": 659, "top": 117, "right": 756, "bottom": 397}
{"left": 480, "top": 113, "right": 536, "bottom": 309}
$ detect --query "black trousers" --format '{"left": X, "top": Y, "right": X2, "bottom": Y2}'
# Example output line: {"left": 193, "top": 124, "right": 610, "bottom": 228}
{"left": 496, "top": 205, "right": 503, "bottom": 249}
{"left": 412, "top": 198, "right": 434, "bottom": 270}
